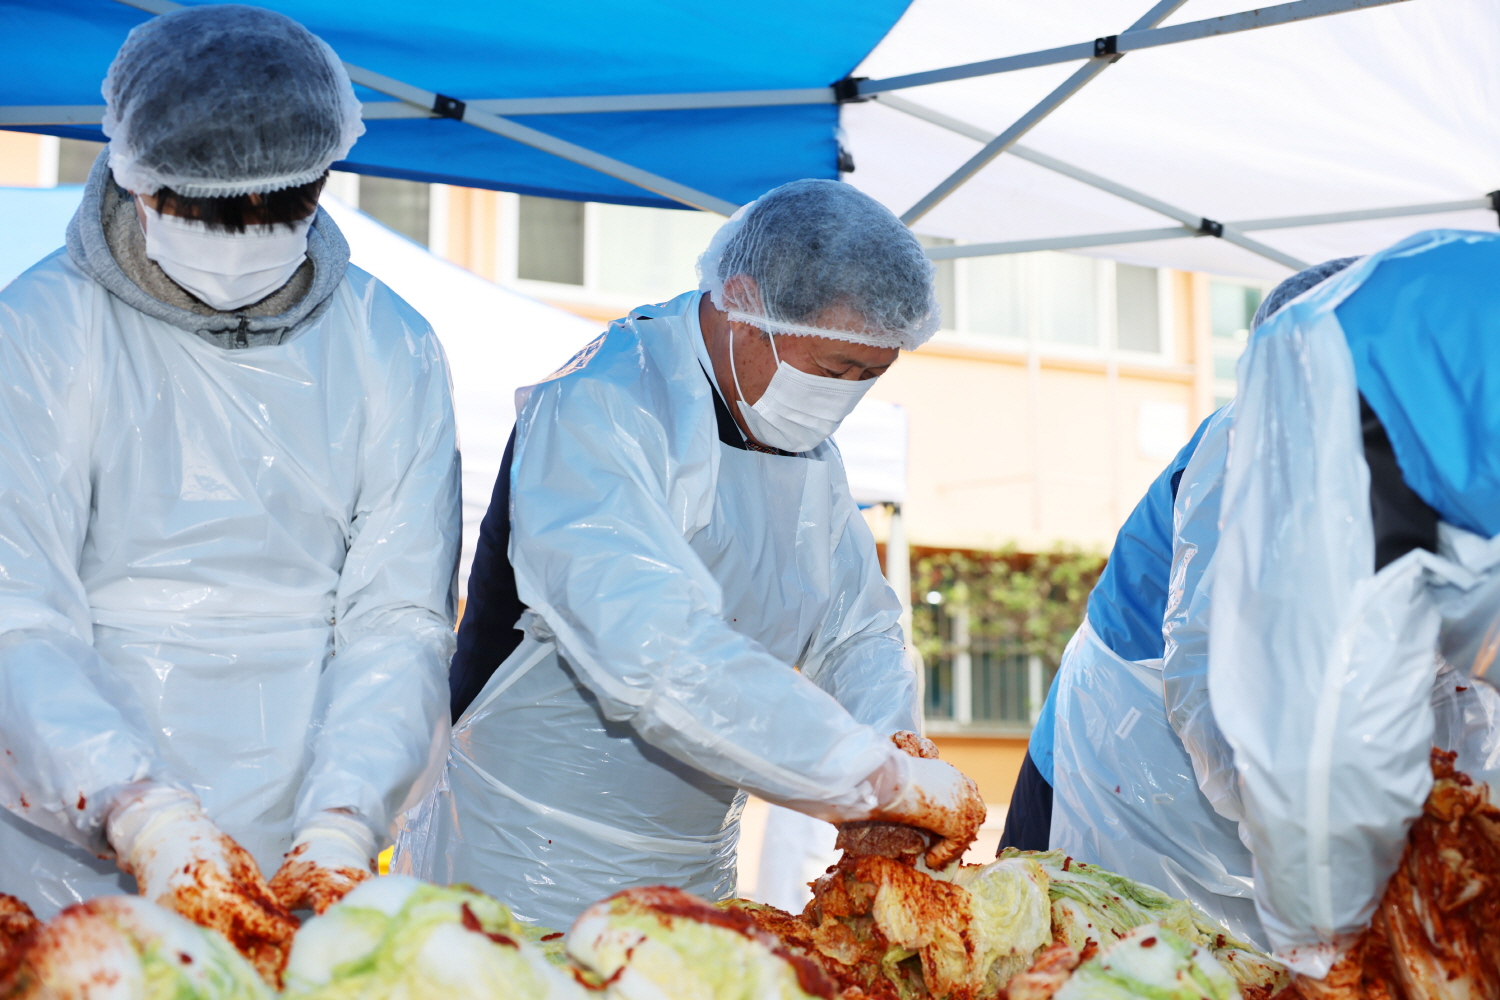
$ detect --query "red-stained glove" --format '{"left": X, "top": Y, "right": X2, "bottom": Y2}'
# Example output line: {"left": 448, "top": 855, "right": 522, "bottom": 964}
{"left": 106, "top": 784, "right": 298, "bottom": 986}
{"left": 834, "top": 732, "right": 986, "bottom": 868}
{"left": 267, "top": 811, "right": 376, "bottom": 915}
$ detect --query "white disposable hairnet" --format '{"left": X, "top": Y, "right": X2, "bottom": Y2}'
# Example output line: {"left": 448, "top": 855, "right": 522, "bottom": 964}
{"left": 102, "top": 4, "right": 365, "bottom": 198}
{"left": 697, "top": 179, "right": 940, "bottom": 352}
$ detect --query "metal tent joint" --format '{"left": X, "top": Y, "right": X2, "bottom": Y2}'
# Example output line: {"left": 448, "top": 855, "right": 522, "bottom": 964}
{"left": 431, "top": 94, "right": 467, "bottom": 120}
{"left": 1198, "top": 217, "right": 1225, "bottom": 237}
{"left": 833, "top": 77, "right": 870, "bottom": 103}
{"left": 1093, "top": 35, "right": 1120, "bottom": 57}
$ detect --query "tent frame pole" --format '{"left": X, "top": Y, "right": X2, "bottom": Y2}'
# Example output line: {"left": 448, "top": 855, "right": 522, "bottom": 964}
{"left": 861, "top": 0, "right": 1412, "bottom": 97}
{"left": 107, "top": 0, "right": 740, "bottom": 216}
{"left": 879, "top": 95, "right": 1309, "bottom": 269}
{"left": 898, "top": 0, "right": 1190, "bottom": 226}
{"left": 880, "top": 94, "right": 1494, "bottom": 263}
{"left": 924, "top": 194, "right": 1497, "bottom": 261}
{"left": 20, "top": 0, "right": 1413, "bottom": 122}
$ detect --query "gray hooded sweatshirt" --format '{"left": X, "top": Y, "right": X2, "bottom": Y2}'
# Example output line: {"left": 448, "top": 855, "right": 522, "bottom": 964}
{"left": 66, "top": 150, "right": 350, "bottom": 349}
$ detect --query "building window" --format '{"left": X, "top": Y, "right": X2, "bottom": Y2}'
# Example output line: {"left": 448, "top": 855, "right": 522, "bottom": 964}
{"left": 1209, "top": 280, "right": 1264, "bottom": 406}
{"left": 1115, "top": 263, "right": 1161, "bottom": 353}
{"left": 1035, "top": 252, "right": 1099, "bottom": 347}
{"left": 940, "top": 250, "right": 1168, "bottom": 356}
{"left": 518, "top": 195, "right": 585, "bottom": 285}
{"left": 594, "top": 202, "right": 722, "bottom": 303}
{"left": 57, "top": 138, "right": 103, "bottom": 184}
{"left": 963, "top": 254, "right": 1029, "bottom": 340}
{"left": 916, "top": 236, "right": 957, "bottom": 331}
{"left": 359, "top": 176, "right": 431, "bottom": 246}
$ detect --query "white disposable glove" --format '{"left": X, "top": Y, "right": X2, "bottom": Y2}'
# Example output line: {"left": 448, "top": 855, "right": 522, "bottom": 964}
{"left": 268, "top": 810, "right": 376, "bottom": 915}
{"left": 864, "top": 750, "right": 986, "bottom": 868}
{"left": 106, "top": 783, "right": 297, "bottom": 985}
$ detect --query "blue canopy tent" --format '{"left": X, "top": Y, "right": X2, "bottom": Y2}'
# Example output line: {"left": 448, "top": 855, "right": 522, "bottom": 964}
{"left": 0, "top": 0, "right": 911, "bottom": 212}
{"left": 1, "top": 0, "right": 1482, "bottom": 272}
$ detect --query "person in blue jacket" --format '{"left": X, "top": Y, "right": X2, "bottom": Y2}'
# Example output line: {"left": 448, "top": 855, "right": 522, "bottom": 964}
{"left": 999, "top": 257, "right": 1357, "bottom": 948}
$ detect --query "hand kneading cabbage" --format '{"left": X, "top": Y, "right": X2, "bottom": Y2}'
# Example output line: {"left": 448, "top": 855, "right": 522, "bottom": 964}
{"left": 282, "top": 876, "right": 586, "bottom": 1000}
{"left": 0, "top": 895, "right": 270, "bottom": 1000}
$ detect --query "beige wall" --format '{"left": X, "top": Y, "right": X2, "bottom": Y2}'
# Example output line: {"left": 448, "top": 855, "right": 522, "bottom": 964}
{"left": 0, "top": 131, "right": 49, "bottom": 187}
{"left": 929, "top": 735, "right": 1030, "bottom": 804}
{"left": 870, "top": 272, "right": 1211, "bottom": 552}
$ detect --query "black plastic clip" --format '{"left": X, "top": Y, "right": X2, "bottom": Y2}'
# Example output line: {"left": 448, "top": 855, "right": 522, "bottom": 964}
{"left": 1488, "top": 190, "right": 1500, "bottom": 227}
{"left": 836, "top": 144, "right": 856, "bottom": 174}
{"left": 1198, "top": 218, "right": 1225, "bottom": 238}
{"left": 432, "top": 94, "right": 467, "bottom": 120}
{"left": 1094, "top": 35, "right": 1119, "bottom": 57}
{"left": 833, "top": 77, "right": 870, "bottom": 103}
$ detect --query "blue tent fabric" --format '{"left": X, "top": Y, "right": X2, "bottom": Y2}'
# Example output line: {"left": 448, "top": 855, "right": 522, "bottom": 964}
{"left": 1336, "top": 232, "right": 1500, "bottom": 540}
{"left": 1028, "top": 410, "right": 1217, "bottom": 785}
{"left": 0, "top": 0, "right": 912, "bottom": 208}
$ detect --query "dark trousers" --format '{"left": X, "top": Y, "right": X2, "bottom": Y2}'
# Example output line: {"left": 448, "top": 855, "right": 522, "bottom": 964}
{"left": 997, "top": 750, "right": 1052, "bottom": 853}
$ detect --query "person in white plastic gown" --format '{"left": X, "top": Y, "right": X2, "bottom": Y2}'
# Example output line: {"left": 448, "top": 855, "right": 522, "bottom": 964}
{"left": 395, "top": 179, "right": 984, "bottom": 929}
{"left": 0, "top": 3, "right": 460, "bottom": 944}
{"left": 1009, "top": 259, "right": 1357, "bottom": 953}
{"left": 1207, "top": 232, "right": 1500, "bottom": 978}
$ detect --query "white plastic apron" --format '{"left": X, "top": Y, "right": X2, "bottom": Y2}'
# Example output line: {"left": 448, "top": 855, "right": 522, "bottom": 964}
{"left": 0, "top": 613, "right": 334, "bottom": 915}
{"left": 1048, "top": 619, "right": 1264, "bottom": 947}
{"left": 396, "top": 443, "right": 842, "bottom": 930}
{"left": 0, "top": 257, "right": 459, "bottom": 921}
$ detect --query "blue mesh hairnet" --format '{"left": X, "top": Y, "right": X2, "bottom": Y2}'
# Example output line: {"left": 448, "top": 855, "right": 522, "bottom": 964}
{"left": 1251, "top": 256, "right": 1361, "bottom": 330}
{"left": 698, "top": 180, "right": 940, "bottom": 351}
{"left": 102, "top": 4, "right": 364, "bottom": 198}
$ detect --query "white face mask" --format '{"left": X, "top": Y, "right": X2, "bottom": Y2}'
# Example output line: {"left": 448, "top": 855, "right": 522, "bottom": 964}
{"left": 139, "top": 202, "right": 312, "bottom": 312}
{"left": 729, "top": 326, "right": 876, "bottom": 453}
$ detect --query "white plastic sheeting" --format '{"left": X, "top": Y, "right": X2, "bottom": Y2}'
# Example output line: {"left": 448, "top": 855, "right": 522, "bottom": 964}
{"left": 847, "top": 0, "right": 1500, "bottom": 278}
{"left": 833, "top": 398, "right": 909, "bottom": 506}
{"left": 316, "top": 199, "right": 602, "bottom": 593}
{"left": 1048, "top": 620, "right": 1262, "bottom": 949}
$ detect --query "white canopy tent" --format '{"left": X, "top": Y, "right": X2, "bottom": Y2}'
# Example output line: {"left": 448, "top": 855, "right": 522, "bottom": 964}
{"left": 845, "top": 0, "right": 1499, "bottom": 278}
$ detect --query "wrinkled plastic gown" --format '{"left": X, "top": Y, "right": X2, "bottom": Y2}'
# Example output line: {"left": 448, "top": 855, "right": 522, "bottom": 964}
{"left": 394, "top": 291, "right": 917, "bottom": 930}
{"left": 1048, "top": 618, "right": 1265, "bottom": 950}
{"left": 1208, "top": 231, "right": 1500, "bottom": 976}
{"left": 0, "top": 249, "right": 459, "bottom": 916}
{"left": 1049, "top": 404, "right": 1268, "bottom": 950}
{"left": 1161, "top": 404, "right": 1244, "bottom": 828}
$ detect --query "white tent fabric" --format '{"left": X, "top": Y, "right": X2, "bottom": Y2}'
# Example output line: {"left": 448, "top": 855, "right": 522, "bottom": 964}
{"left": 833, "top": 398, "right": 909, "bottom": 506}
{"left": 847, "top": 0, "right": 1500, "bottom": 279}
{"left": 319, "top": 197, "right": 603, "bottom": 593}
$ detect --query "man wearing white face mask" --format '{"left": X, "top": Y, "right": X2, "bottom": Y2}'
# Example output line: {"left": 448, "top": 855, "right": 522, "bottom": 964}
{"left": 397, "top": 179, "right": 984, "bottom": 928}
{"left": 0, "top": 3, "right": 459, "bottom": 972}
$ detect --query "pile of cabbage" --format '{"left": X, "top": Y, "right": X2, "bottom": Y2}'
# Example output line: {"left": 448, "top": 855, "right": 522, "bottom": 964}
{"left": 777, "top": 847, "right": 1287, "bottom": 1000}
{"left": 0, "top": 854, "right": 1290, "bottom": 1000}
